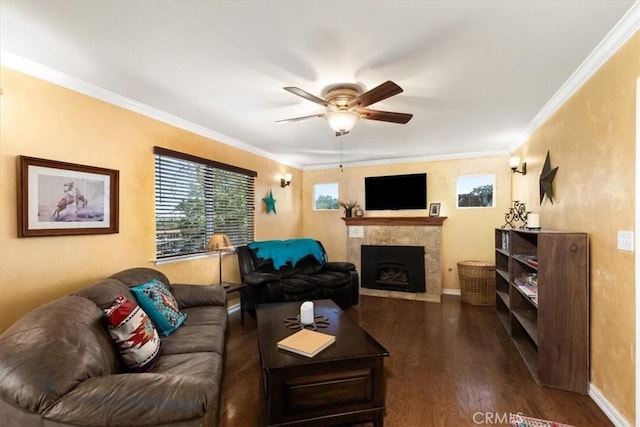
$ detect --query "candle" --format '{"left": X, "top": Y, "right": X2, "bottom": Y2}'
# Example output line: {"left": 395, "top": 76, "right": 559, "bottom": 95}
{"left": 300, "top": 301, "right": 314, "bottom": 325}
{"left": 527, "top": 213, "right": 540, "bottom": 229}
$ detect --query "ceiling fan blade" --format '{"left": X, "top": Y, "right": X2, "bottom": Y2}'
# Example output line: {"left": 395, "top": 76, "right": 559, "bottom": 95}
{"left": 283, "top": 87, "right": 328, "bottom": 106}
{"left": 276, "top": 113, "right": 325, "bottom": 124}
{"left": 358, "top": 109, "right": 413, "bottom": 124}
{"left": 348, "top": 80, "right": 403, "bottom": 108}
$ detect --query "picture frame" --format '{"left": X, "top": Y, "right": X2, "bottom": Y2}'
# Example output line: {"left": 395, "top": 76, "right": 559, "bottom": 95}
{"left": 429, "top": 203, "right": 441, "bottom": 217}
{"left": 18, "top": 156, "right": 119, "bottom": 237}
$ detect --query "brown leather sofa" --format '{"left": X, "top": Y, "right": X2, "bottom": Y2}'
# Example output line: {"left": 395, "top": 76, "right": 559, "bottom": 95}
{"left": 237, "top": 239, "right": 359, "bottom": 312}
{"left": 0, "top": 268, "right": 227, "bottom": 427}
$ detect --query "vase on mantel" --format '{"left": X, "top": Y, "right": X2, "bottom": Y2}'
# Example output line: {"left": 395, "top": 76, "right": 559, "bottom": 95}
{"left": 339, "top": 200, "right": 359, "bottom": 219}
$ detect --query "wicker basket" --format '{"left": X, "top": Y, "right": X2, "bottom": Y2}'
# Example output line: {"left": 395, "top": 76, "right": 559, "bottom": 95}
{"left": 457, "top": 260, "right": 496, "bottom": 306}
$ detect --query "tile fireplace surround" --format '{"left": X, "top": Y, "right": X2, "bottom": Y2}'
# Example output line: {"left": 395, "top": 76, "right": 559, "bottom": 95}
{"left": 343, "top": 217, "right": 446, "bottom": 303}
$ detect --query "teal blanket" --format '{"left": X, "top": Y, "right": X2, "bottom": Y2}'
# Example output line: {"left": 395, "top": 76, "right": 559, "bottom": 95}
{"left": 248, "top": 238, "right": 327, "bottom": 269}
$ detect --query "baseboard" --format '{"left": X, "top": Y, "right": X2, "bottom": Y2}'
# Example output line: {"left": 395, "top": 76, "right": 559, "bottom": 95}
{"left": 589, "top": 383, "right": 631, "bottom": 427}
{"left": 441, "top": 289, "right": 461, "bottom": 296}
{"left": 227, "top": 302, "right": 241, "bottom": 316}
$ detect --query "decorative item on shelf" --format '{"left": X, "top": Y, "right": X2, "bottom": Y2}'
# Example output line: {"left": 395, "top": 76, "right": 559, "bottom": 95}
{"left": 429, "top": 203, "right": 441, "bottom": 217}
{"left": 501, "top": 200, "right": 528, "bottom": 229}
{"left": 338, "top": 199, "right": 360, "bottom": 218}
{"left": 526, "top": 212, "right": 541, "bottom": 229}
{"left": 206, "top": 233, "right": 235, "bottom": 286}
{"left": 354, "top": 207, "right": 364, "bottom": 217}
{"left": 262, "top": 188, "right": 277, "bottom": 214}
{"left": 540, "top": 150, "right": 559, "bottom": 204}
{"left": 280, "top": 173, "right": 292, "bottom": 188}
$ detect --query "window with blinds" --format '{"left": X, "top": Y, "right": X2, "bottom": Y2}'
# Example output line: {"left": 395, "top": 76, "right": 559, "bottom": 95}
{"left": 154, "top": 147, "right": 256, "bottom": 260}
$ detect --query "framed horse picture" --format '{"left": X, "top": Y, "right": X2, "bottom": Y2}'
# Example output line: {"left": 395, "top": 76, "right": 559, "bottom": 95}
{"left": 18, "top": 156, "right": 119, "bottom": 237}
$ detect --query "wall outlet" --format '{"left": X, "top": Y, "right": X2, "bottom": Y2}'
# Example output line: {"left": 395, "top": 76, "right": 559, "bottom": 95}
{"left": 617, "top": 231, "right": 634, "bottom": 252}
{"left": 348, "top": 226, "right": 364, "bottom": 238}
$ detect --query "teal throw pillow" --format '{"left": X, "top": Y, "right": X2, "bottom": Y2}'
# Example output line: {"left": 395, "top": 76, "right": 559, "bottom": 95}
{"left": 130, "top": 279, "right": 186, "bottom": 336}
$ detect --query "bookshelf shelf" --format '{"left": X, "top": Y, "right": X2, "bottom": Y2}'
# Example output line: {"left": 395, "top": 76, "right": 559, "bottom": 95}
{"left": 494, "top": 228, "right": 589, "bottom": 394}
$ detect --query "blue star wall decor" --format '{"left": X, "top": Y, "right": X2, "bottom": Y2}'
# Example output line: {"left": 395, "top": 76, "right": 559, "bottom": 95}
{"left": 262, "top": 188, "right": 277, "bottom": 214}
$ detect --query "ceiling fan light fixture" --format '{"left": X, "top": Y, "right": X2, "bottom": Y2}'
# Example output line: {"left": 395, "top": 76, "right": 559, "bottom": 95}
{"left": 326, "top": 110, "right": 360, "bottom": 133}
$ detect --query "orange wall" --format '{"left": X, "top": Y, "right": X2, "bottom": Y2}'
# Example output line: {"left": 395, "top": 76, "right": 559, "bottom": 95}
{"left": 302, "top": 156, "right": 512, "bottom": 291}
{"left": 0, "top": 67, "right": 302, "bottom": 331}
{"left": 512, "top": 33, "right": 639, "bottom": 421}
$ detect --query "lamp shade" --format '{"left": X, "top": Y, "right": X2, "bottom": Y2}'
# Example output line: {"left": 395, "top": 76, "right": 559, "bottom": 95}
{"left": 509, "top": 157, "right": 521, "bottom": 169}
{"left": 206, "top": 233, "right": 233, "bottom": 251}
{"left": 326, "top": 110, "right": 359, "bottom": 133}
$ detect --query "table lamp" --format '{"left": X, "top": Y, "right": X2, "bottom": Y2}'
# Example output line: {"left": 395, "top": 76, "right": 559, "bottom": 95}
{"left": 206, "top": 233, "right": 234, "bottom": 286}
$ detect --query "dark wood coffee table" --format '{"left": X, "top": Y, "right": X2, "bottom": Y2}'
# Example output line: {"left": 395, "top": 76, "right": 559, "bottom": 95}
{"left": 256, "top": 299, "right": 389, "bottom": 427}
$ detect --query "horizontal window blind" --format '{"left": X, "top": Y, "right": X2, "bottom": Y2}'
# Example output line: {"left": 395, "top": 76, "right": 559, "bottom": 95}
{"left": 154, "top": 147, "right": 256, "bottom": 259}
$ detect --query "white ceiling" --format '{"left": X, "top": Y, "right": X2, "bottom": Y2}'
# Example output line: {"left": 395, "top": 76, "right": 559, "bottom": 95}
{"left": 1, "top": 1, "right": 637, "bottom": 169}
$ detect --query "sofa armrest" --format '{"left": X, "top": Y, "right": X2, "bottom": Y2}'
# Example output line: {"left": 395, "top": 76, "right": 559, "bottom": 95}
{"left": 323, "top": 261, "right": 356, "bottom": 273}
{"left": 244, "top": 272, "right": 280, "bottom": 287}
{"left": 170, "top": 284, "right": 226, "bottom": 309}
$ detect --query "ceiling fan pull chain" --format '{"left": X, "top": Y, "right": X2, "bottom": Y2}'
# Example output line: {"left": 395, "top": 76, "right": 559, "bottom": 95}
{"left": 339, "top": 141, "right": 344, "bottom": 172}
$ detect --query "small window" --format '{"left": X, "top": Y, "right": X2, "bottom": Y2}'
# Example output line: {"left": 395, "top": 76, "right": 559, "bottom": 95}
{"left": 313, "top": 182, "right": 339, "bottom": 210}
{"left": 457, "top": 174, "right": 495, "bottom": 208}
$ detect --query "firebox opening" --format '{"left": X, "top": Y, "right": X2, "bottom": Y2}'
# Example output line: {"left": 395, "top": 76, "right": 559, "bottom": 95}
{"left": 376, "top": 263, "right": 409, "bottom": 288}
{"left": 361, "top": 245, "right": 426, "bottom": 293}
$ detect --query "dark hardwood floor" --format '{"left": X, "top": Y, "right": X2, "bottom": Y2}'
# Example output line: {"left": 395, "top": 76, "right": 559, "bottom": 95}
{"left": 219, "top": 295, "right": 612, "bottom": 427}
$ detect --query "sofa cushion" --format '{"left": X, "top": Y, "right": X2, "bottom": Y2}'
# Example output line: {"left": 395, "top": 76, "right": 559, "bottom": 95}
{"left": 153, "top": 352, "right": 223, "bottom": 380}
{"left": 110, "top": 267, "right": 171, "bottom": 289}
{"left": 181, "top": 305, "right": 228, "bottom": 328}
{"left": 43, "top": 372, "right": 219, "bottom": 426}
{"left": 170, "top": 283, "right": 227, "bottom": 309}
{"left": 306, "top": 271, "right": 353, "bottom": 289}
{"left": 131, "top": 279, "right": 187, "bottom": 337}
{"left": 160, "top": 322, "right": 226, "bottom": 356}
{"left": 294, "top": 254, "right": 324, "bottom": 274}
{"left": 104, "top": 295, "right": 161, "bottom": 372}
{"left": 74, "top": 278, "right": 136, "bottom": 310}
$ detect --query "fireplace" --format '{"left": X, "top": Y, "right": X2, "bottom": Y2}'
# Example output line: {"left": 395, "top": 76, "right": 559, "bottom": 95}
{"left": 344, "top": 216, "right": 445, "bottom": 302}
{"left": 361, "top": 245, "right": 426, "bottom": 293}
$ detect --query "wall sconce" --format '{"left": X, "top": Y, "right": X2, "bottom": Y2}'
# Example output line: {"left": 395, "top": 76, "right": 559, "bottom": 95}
{"left": 280, "top": 173, "right": 292, "bottom": 188}
{"left": 510, "top": 157, "right": 527, "bottom": 175}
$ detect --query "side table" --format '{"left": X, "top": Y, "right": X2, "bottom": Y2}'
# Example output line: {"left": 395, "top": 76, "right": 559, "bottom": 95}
{"left": 222, "top": 282, "right": 246, "bottom": 326}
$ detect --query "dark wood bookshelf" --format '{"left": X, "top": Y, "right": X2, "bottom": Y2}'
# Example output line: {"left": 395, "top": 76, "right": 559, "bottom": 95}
{"left": 494, "top": 228, "right": 589, "bottom": 394}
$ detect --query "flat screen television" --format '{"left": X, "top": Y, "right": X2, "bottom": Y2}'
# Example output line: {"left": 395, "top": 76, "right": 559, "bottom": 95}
{"left": 364, "top": 173, "right": 427, "bottom": 210}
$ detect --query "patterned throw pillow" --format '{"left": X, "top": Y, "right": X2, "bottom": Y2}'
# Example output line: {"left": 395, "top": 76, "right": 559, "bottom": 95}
{"left": 130, "top": 279, "right": 186, "bottom": 336}
{"left": 104, "top": 295, "right": 160, "bottom": 372}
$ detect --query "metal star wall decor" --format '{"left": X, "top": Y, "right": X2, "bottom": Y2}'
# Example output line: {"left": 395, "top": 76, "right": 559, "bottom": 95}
{"left": 539, "top": 151, "right": 559, "bottom": 204}
{"left": 262, "top": 188, "right": 277, "bottom": 214}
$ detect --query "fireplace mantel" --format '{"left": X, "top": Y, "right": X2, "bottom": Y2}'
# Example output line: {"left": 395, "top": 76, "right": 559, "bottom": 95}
{"left": 342, "top": 216, "right": 447, "bottom": 226}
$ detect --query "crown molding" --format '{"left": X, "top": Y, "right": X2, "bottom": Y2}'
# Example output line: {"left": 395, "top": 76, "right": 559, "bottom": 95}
{"left": 302, "top": 149, "right": 509, "bottom": 171}
{"left": 509, "top": 1, "right": 640, "bottom": 153}
{"left": 0, "top": 51, "right": 303, "bottom": 170}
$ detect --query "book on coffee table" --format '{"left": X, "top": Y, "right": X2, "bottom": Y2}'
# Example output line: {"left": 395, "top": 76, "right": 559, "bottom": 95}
{"left": 277, "top": 329, "right": 335, "bottom": 357}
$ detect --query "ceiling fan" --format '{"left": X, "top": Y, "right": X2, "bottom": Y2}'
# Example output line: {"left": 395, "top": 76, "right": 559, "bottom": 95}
{"left": 277, "top": 80, "right": 413, "bottom": 136}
